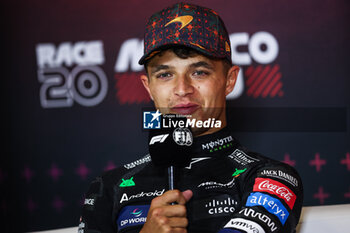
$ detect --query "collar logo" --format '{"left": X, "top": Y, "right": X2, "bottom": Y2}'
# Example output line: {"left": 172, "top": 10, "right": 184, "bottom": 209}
{"left": 165, "top": 15, "right": 193, "bottom": 30}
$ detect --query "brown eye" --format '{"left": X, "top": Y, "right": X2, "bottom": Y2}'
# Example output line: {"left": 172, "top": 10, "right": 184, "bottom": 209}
{"left": 156, "top": 72, "right": 172, "bottom": 79}
{"left": 193, "top": 70, "right": 209, "bottom": 77}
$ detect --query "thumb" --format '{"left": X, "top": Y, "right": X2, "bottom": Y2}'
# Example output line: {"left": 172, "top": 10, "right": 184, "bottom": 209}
{"left": 182, "top": 190, "right": 193, "bottom": 202}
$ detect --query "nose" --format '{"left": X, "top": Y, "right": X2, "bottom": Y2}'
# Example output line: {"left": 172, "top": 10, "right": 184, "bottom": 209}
{"left": 174, "top": 75, "right": 194, "bottom": 97}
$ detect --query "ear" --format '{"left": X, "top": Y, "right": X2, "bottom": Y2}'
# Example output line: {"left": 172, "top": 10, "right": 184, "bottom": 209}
{"left": 225, "top": 65, "right": 240, "bottom": 96}
{"left": 140, "top": 74, "right": 154, "bottom": 100}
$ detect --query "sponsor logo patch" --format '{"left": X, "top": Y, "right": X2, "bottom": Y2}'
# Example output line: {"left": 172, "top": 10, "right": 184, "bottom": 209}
{"left": 239, "top": 208, "right": 280, "bottom": 232}
{"left": 192, "top": 195, "right": 237, "bottom": 220}
{"left": 223, "top": 218, "right": 265, "bottom": 233}
{"left": 117, "top": 205, "right": 149, "bottom": 230}
{"left": 253, "top": 178, "right": 296, "bottom": 209}
{"left": 228, "top": 149, "right": 259, "bottom": 165}
{"left": 202, "top": 136, "right": 234, "bottom": 152}
{"left": 259, "top": 169, "right": 298, "bottom": 187}
{"left": 246, "top": 192, "right": 289, "bottom": 225}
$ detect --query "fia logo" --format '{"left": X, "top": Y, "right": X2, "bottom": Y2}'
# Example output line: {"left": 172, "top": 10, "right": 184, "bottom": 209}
{"left": 143, "top": 110, "right": 162, "bottom": 129}
{"left": 173, "top": 128, "right": 193, "bottom": 146}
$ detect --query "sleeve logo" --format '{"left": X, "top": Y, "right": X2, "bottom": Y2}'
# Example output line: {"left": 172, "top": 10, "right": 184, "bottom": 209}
{"left": 246, "top": 192, "right": 289, "bottom": 225}
{"left": 253, "top": 178, "right": 296, "bottom": 209}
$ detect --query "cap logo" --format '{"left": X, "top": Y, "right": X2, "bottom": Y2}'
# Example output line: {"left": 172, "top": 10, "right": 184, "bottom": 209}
{"left": 164, "top": 15, "right": 193, "bottom": 30}
{"left": 225, "top": 41, "right": 231, "bottom": 52}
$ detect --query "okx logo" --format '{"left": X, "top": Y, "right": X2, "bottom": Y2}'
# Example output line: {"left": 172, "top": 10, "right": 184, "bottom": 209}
{"left": 143, "top": 110, "right": 161, "bottom": 129}
{"left": 117, "top": 205, "right": 149, "bottom": 230}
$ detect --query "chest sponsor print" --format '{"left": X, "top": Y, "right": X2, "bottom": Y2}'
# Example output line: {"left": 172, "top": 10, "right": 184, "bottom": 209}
{"left": 197, "top": 168, "right": 246, "bottom": 190}
{"left": 119, "top": 189, "right": 165, "bottom": 203}
{"left": 192, "top": 194, "right": 238, "bottom": 220}
{"left": 117, "top": 205, "right": 150, "bottom": 230}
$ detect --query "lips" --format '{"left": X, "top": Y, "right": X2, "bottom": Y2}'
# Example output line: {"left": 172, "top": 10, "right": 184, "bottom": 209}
{"left": 171, "top": 103, "right": 199, "bottom": 115}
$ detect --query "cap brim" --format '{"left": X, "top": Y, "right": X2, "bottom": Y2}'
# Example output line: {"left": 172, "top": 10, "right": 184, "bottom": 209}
{"left": 138, "top": 42, "right": 228, "bottom": 65}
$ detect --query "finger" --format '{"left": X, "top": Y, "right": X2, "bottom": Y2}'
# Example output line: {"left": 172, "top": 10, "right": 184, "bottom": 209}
{"left": 167, "top": 217, "right": 189, "bottom": 228}
{"left": 182, "top": 190, "right": 193, "bottom": 202}
{"left": 153, "top": 204, "right": 187, "bottom": 217}
{"left": 170, "top": 227, "right": 187, "bottom": 233}
{"left": 152, "top": 190, "right": 187, "bottom": 206}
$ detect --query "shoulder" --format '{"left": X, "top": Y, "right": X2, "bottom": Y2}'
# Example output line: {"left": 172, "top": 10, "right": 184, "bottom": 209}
{"left": 97, "top": 154, "right": 152, "bottom": 186}
{"left": 237, "top": 147, "right": 303, "bottom": 192}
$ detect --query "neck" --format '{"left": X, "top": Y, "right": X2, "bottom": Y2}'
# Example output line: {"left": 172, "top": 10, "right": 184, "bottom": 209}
{"left": 192, "top": 116, "right": 227, "bottom": 137}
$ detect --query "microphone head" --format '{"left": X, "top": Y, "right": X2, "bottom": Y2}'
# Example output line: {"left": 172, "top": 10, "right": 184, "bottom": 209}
{"left": 148, "top": 114, "right": 193, "bottom": 168}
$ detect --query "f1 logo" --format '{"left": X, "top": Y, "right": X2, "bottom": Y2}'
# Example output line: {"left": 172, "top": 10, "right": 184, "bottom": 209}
{"left": 143, "top": 110, "right": 162, "bottom": 129}
{"left": 149, "top": 134, "right": 169, "bottom": 145}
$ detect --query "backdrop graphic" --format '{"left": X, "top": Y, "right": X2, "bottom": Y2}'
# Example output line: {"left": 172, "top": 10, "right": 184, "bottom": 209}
{"left": 2, "top": 0, "right": 349, "bottom": 232}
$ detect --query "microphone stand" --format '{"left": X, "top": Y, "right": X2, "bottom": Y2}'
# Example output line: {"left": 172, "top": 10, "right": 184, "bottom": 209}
{"left": 168, "top": 165, "right": 174, "bottom": 190}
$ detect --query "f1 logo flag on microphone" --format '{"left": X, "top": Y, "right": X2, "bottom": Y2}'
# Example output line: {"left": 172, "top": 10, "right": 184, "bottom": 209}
{"left": 149, "top": 134, "right": 169, "bottom": 145}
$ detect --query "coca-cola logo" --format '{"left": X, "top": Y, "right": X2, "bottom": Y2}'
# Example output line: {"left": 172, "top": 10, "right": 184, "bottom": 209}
{"left": 253, "top": 178, "right": 296, "bottom": 209}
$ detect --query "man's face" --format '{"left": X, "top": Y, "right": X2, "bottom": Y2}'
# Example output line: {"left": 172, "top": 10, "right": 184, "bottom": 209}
{"left": 141, "top": 49, "right": 239, "bottom": 136}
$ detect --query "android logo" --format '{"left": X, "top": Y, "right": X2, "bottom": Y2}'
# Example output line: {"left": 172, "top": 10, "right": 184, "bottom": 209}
{"left": 119, "top": 177, "right": 135, "bottom": 187}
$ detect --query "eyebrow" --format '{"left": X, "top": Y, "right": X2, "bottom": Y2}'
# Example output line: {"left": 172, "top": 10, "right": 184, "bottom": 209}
{"left": 149, "top": 60, "right": 214, "bottom": 75}
{"left": 189, "top": 61, "right": 214, "bottom": 70}
{"left": 150, "top": 65, "right": 171, "bottom": 75}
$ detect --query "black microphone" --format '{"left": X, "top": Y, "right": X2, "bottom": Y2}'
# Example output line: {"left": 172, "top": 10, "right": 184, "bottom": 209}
{"left": 148, "top": 114, "right": 193, "bottom": 190}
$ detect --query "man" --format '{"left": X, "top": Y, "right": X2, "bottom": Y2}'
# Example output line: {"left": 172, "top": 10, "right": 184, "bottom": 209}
{"left": 79, "top": 2, "right": 303, "bottom": 233}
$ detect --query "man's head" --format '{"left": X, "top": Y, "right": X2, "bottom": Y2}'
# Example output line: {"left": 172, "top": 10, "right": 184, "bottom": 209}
{"left": 139, "top": 2, "right": 239, "bottom": 136}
